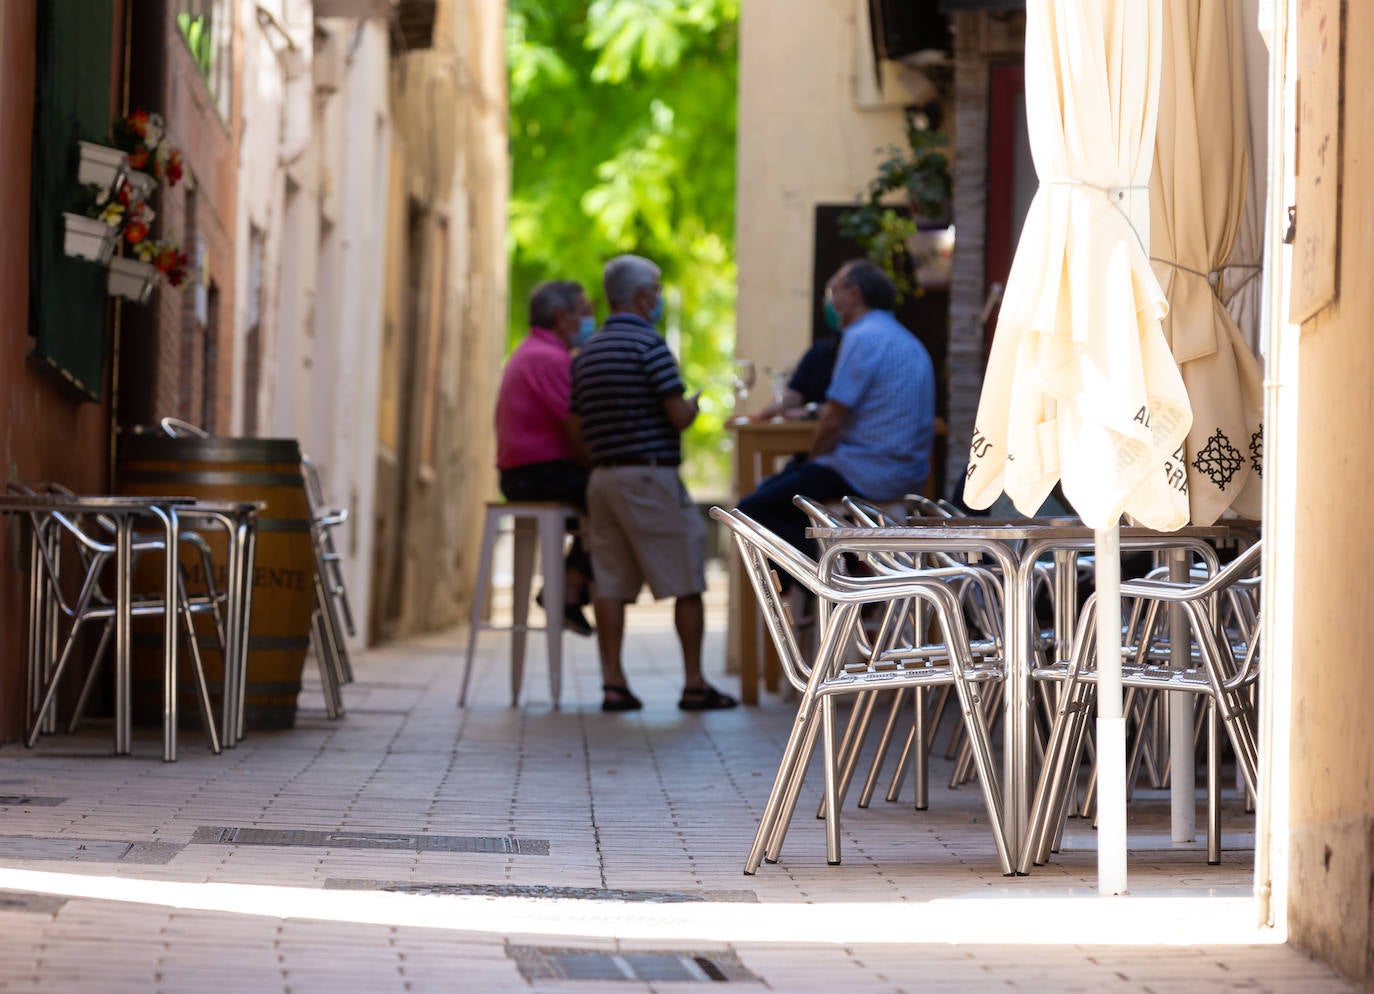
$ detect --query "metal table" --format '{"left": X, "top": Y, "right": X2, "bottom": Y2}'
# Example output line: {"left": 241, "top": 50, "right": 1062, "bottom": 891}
{"left": 726, "top": 418, "right": 817, "bottom": 703}
{"left": 0, "top": 494, "right": 196, "bottom": 761}
{"left": 806, "top": 518, "right": 1229, "bottom": 866}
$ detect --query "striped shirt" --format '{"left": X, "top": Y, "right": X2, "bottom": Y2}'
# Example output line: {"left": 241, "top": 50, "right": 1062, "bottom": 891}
{"left": 570, "top": 313, "right": 684, "bottom": 465}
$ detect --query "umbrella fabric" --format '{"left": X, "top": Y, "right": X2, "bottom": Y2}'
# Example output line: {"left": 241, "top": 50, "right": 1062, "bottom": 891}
{"left": 964, "top": 0, "right": 1192, "bottom": 531}
{"left": 1150, "top": 0, "right": 1264, "bottom": 525}
{"left": 1222, "top": 0, "right": 1271, "bottom": 358}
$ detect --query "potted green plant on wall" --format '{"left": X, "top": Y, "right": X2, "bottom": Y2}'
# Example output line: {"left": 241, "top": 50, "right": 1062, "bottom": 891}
{"left": 839, "top": 125, "right": 951, "bottom": 301}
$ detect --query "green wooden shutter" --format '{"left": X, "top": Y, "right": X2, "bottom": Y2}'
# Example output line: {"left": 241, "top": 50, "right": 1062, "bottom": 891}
{"left": 28, "top": 0, "right": 115, "bottom": 400}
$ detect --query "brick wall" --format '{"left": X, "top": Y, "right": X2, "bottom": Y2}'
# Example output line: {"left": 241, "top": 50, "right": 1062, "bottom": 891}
{"left": 151, "top": 7, "right": 238, "bottom": 431}
{"left": 0, "top": 0, "right": 118, "bottom": 741}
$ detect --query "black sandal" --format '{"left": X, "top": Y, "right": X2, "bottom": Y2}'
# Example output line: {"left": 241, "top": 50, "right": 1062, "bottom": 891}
{"left": 601, "top": 684, "right": 643, "bottom": 712}
{"left": 678, "top": 684, "right": 738, "bottom": 712}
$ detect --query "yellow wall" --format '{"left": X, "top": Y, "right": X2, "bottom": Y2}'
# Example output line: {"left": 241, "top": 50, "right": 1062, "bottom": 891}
{"left": 371, "top": 0, "right": 507, "bottom": 639}
{"left": 1285, "top": 0, "right": 1374, "bottom": 982}
{"left": 735, "top": 0, "right": 909, "bottom": 403}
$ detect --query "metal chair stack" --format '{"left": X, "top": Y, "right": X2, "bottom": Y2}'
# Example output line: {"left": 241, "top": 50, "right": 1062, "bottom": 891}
{"left": 9, "top": 483, "right": 224, "bottom": 759}
{"left": 1019, "top": 540, "right": 1263, "bottom": 872}
{"left": 712, "top": 506, "right": 1013, "bottom": 875}
{"left": 790, "top": 495, "right": 1005, "bottom": 816}
{"left": 301, "top": 455, "right": 354, "bottom": 716}
{"left": 160, "top": 419, "right": 349, "bottom": 719}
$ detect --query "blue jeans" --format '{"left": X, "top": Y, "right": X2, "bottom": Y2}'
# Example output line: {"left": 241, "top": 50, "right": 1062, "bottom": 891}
{"left": 736, "top": 461, "right": 857, "bottom": 560}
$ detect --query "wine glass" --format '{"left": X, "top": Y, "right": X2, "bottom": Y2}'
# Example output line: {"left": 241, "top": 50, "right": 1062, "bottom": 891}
{"left": 732, "top": 359, "right": 756, "bottom": 418}
{"left": 766, "top": 366, "right": 791, "bottom": 420}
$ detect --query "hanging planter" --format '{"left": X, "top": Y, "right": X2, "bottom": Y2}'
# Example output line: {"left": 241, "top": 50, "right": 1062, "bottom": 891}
{"left": 107, "top": 256, "right": 160, "bottom": 303}
{"left": 62, "top": 212, "right": 118, "bottom": 264}
{"left": 76, "top": 141, "right": 128, "bottom": 189}
{"left": 124, "top": 169, "right": 157, "bottom": 199}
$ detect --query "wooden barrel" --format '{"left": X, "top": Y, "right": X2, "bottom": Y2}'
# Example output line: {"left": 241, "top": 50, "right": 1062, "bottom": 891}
{"left": 118, "top": 434, "right": 315, "bottom": 731}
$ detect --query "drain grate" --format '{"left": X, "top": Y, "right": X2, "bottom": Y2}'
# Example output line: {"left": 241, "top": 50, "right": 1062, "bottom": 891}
{"left": 0, "top": 890, "right": 67, "bottom": 914}
{"left": 192, "top": 826, "right": 548, "bottom": 855}
{"left": 0, "top": 835, "right": 180, "bottom": 865}
{"left": 509, "top": 945, "right": 758, "bottom": 983}
{"left": 0, "top": 795, "right": 65, "bottom": 807}
{"left": 323, "top": 878, "right": 757, "bottom": 903}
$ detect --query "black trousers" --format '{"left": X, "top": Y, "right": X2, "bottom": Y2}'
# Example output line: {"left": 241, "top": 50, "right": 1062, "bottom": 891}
{"left": 499, "top": 460, "right": 593, "bottom": 589}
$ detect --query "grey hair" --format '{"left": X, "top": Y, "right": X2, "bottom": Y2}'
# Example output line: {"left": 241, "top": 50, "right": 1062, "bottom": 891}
{"left": 528, "top": 280, "right": 585, "bottom": 328}
{"left": 602, "top": 254, "right": 660, "bottom": 309}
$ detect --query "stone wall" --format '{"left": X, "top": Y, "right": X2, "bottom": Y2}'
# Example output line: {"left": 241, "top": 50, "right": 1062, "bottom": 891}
{"left": 370, "top": 0, "right": 507, "bottom": 639}
{"left": 1285, "top": 0, "right": 1374, "bottom": 982}
{"left": 735, "top": 0, "right": 910, "bottom": 402}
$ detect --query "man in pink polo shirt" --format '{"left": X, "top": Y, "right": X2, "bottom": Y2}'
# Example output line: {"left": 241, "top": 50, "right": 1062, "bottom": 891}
{"left": 495, "top": 280, "right": 597, "bottom": 635}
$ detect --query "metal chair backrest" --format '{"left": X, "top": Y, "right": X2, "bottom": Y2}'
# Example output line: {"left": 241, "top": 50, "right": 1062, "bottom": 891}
{"left": 161, "top": 417, "right": 210, "bottom": 438}
{"left": 906, "top": 493, "right": 954, "bottom": 518}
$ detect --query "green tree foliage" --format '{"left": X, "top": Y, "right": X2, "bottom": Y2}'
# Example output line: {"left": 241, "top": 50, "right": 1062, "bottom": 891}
{"left": 507, "top": 0, "right": 738, "bottom": 496}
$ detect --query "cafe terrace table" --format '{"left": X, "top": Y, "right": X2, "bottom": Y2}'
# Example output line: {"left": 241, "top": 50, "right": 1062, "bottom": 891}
{"left": 726, "top": 418, "right": 816, "bottom": 704}
{"left": 0, "top": 493, "right": 196, "bottom": 761}
{"left": 806, "top": 518, "right": 1228, "bottom": 865}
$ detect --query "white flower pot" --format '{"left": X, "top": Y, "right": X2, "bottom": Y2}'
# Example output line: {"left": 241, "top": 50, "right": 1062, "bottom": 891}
{"left": 77, "top": 141, "right": 128, "bottom": 189}
{"left": 62, "top": 212, "right": 117, "bottom": 264}
{"left": 107, "top": 256, "right": 160, "bottom": 304}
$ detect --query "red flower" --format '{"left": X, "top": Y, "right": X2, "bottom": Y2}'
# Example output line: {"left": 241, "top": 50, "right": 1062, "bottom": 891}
{"left": 128, "top": 146, "right": 149, "bottom": 170}
{"left": 124, "top": 220, "right": 149, "bottom": 245}
{"left": 154, "top": 247, "right": 190, "bottom": 286}
{"left": 127, "top": 108, "right": 150, "bottom": 138}
{"left": 164, "top": 150, "right": 184, "bottom": 186}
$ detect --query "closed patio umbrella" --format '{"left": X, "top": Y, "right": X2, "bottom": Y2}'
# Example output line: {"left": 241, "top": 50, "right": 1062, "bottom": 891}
{"left": 1151, "top": 0, "right": 1264, "bottom": 528}
{"left": 1150, "top": 0, "right": 1264, "bottom": 847}
{"left": 964, "top": 0, "right": 1184, "bottom": 894}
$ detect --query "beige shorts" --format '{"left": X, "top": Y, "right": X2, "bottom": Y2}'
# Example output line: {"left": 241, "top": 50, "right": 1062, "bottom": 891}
{"left": 586, "top": 465, "right": 707, "bottom": 601}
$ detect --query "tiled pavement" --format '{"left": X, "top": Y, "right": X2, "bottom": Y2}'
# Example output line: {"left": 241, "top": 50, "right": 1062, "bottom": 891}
{"left": 0, "top": 574, "right": 1355, "bottom": 993}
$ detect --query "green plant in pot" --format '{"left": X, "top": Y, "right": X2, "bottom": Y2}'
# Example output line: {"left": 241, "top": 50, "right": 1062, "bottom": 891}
{"left": 840, "top": 126, "right": 951, "bottom": 301}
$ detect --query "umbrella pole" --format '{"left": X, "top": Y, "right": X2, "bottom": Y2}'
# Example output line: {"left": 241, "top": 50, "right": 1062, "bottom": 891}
{"left": 1169, "top": 550, "right": 1196, "bottom": 842}
{"left": 1095, "top": 525, "right": 1128, "bottom": 895}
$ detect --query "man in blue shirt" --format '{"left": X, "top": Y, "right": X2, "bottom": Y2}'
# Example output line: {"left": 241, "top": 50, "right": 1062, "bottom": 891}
{"left": 738, "top": 259, "right": 936, "bottom": 555}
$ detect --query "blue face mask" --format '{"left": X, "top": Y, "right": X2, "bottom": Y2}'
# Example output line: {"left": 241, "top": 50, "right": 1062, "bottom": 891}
{"left": 648, "top": 294, "right": 665, "bottom": 324}
{"left": 573, "top": 315, "right": 596, "bottom": 347}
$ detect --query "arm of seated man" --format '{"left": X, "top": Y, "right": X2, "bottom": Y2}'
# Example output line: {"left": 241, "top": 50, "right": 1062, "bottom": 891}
{"left": 808, "top": 399, "right": 849, "bottom": 458}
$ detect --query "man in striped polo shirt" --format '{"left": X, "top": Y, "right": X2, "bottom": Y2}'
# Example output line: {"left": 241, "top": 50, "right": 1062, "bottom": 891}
{"left": 738, "top": 259, "right": 937, "bottom": 557}
{"left": 570, "top": 254, "right": 737, "bottom": 713}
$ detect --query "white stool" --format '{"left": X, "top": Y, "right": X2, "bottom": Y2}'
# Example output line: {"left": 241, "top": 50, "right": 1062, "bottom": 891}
{"left": 458, "top": 500, "right": 580, "bottom": 709}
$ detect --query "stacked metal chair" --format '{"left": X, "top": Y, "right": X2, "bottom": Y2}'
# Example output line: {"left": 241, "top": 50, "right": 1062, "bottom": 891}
{"left": 711, "top": 506, "right": 1012, "bottom": 875}
{"left": 10, "top": 482, "right": 224, "bottom": 758}
{"left": 1018, "top": 540, "right": 1263, "bottom": 872}
{"left": 159, "top": 419, "right": 350, "bottom": 719}
{"left": 791, "top": 495, "right": 1005, "bottom": 817}
{"left": 301, "top": 455, "right": 355, "bottom": 713}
